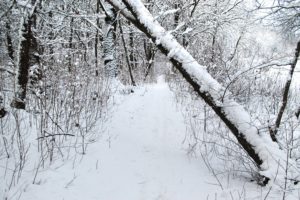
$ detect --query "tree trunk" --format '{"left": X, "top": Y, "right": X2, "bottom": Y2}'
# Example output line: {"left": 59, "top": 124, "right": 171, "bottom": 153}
{"left": 128, "top": 27, "right": 137, "bottom": 69}
{"left": 270, "top": 40, "right": 300, "bottom": 142}
{"left": 103, "top": 3, "right": 118, "bottom": 78}
{"left": 94, "top": 0, "right": 102, "bottom": 77}
{"left": 143, "top": 0, "right": 155, "bottom": 80}
{"left": 11, "top": 0, "right": 40, "bottom": 109}
{"left": 11, "top": 17, "right": 35, "bottom": 109}
{"left": 6, "top": 22, "right": 14, "bottom": 61}
{"left": 119, "top": 21, "right": 136, "bottom": 86}
{"left": 143, "top": 39, "right": 155, "bottom": 81}
{"left": 68, "top": 17, "right": 74, "bottom": 72}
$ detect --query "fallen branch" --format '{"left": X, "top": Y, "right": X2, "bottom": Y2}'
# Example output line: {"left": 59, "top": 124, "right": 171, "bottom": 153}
{"left": 36, "top": 133, "right": 75, "bottom": 140}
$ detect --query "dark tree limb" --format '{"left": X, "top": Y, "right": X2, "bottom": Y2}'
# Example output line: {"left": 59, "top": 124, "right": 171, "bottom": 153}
{"left": 270, "top": 41, "right": 300, "bottom": 142}
{"left": 37, "top": 133, "right": 75, "bottom": 140}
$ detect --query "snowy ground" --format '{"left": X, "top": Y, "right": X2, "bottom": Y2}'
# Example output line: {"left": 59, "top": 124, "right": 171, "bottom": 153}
{"left": 3, "top": 78, "right": 299, "bottom": 200}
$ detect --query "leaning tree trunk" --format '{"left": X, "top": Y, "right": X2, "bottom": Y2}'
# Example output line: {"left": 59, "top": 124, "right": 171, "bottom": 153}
{"left": 106, "top": 0, "right": 298, "bottom": 184}
{"left": 270, "top": 41, "right": 300, "bottom": 142}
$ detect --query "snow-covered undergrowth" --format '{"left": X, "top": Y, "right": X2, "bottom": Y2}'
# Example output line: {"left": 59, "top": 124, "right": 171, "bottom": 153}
{"left": 2, "top": 77, "right": 300, "bottom": 200}
{"left": 0, "top": 70, "right": 110, "bottom": 199}
{"left": 168, "top": 60, "right": 300, "bottom": 196}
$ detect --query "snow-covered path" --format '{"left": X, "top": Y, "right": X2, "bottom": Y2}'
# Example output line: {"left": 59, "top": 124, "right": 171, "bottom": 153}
{"left": 93, "top": 82, "right": 220, "bottom": 200}
{"left": 3, "top": 78, "right": 299, "bottom": 200}
{"left": 13, "top": 79, "right": 300, "bottom": 200}
{"left": 20, "top": 81, "right": 225, "bottom": 200}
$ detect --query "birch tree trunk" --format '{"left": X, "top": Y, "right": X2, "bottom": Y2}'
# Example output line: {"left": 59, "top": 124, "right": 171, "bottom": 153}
{"left": 11, "top": 0, "right": 40, "bottom": 109}
{"left": 106, "top": 0, "right": 298, "bottom": 184}
{"left": 103, "top": 3, "right": 118, "bottom": 78}
{"left": 11, "top": 19, "right": 37, "bottom": 109}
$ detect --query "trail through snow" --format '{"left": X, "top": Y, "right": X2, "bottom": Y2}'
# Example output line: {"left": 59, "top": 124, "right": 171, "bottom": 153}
{"left": 18, "top": 79, "right": 283, "bottom": 200}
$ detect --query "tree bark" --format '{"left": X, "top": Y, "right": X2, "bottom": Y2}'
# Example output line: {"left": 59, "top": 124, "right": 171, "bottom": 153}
{"left": 143, "top": 0, "right": 155, "bottom": 80}
{"left": 94, "top": 0, "right": 102, "bottom": 76}
{"left": 11, "top": 18, "right": 33, "bottom": 109}
{"left": 128, "top": 27, "right": 137, "bottom": 69}
{"left": 11, "top": 0, "right": 40, "bottom": 109}
{"left": 6, "top": 22, "right": 14, "bottom": 61}
{"left": 102, "top": 3, "right": 118, "bottom": 78}
{"left": 68, "top": 17, "right": 74, "bottom": 72}
{"left": 143, "top": 39, "right": 155, "bottom": 81}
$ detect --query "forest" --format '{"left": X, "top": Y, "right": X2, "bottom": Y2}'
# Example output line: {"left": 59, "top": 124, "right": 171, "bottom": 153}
{"left": 0, "top": 0, "right": 300, "bottom": 199}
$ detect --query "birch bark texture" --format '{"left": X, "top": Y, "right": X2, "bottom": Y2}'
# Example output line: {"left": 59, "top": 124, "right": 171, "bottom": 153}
{"left": 11, "top": 0, "right": 40, "bottom": 109}
{"left": 106, "top": 0, "right": 299, "bottom": 184}
{"left": 103, "top": 2, "right": 118, "bottom": 78}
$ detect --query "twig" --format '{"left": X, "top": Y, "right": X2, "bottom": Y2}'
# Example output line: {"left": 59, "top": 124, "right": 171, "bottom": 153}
{"left": 36, "top": 133, "right": 74, "bottom": 140}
